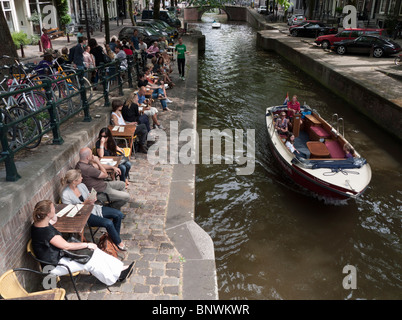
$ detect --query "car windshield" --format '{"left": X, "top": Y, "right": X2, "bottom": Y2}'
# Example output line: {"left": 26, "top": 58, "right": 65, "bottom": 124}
{"left": 145, "top": 28, "right": 159, "bottom": 36}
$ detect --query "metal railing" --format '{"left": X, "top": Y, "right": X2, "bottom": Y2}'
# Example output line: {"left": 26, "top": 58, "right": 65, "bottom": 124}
{"left": 0, "top": 56, "right": 136, "bottom": 182}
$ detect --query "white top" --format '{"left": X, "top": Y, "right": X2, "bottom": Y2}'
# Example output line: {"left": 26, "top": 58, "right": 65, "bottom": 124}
{"left": 286, "top": 141, "right": 296, "bottom": 153}
{"left": 112, "top": 112, "right": 126, "bottom": 125}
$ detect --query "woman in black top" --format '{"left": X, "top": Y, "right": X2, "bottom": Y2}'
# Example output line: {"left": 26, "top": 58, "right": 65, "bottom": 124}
{"left": 88, "top": 38, "right": 105, "bottom": 84}
{"left": 122, "top": 92, "right": 151, "bottom": 132}
{"left": 96, "top": 127, "right": 132, "bottom": 187}
{"left": 30, "top": 200, "right": 134, "bottom": 285}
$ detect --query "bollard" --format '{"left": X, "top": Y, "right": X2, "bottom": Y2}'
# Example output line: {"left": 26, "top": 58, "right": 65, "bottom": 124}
{"left": 67, "top": 33, "right": 70, "bottom": 43}
{"left": 101, "top": 63, "right": 110, "bottom": 107}
{"left": 127, "top": 55, "right": 133, "bottom": 88}
{"left": 39, "top": 40, "right": 42, "bottom": 52}
{"left": 43, "top": 79, "right": 64, "bottom": 145}
{"left": 20, "top": 44, "right": 25, "bottom": 58}
{"left": 0, "top": 122, "right": 21, "bottom": 181}
{"left": 116, "top": 60, "right": 123, "bottom": 96}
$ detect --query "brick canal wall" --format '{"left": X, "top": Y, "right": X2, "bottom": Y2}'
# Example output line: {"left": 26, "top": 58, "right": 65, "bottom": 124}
{"left": 0, "top": 108, "right": 111, "bottom": 277}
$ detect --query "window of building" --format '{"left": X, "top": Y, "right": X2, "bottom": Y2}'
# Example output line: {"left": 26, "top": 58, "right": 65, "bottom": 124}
{"left": 388, "top": 0, "right": 396, "bottom": 14}
{"left": 379, "top": 0, "right": 387, "bottom": 13}
{"left": 1, "top": 0, "right": 15, "bottom": 32}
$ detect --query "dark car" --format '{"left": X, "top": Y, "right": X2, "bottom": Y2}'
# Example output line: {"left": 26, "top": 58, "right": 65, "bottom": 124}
{"left": 137, "top": 19, "right": 178, "bottom": 40}
{"left": 289, "top": 22, "right": 337, "bottom": 37}
{"left": 150, "top": 19, "right": 179, "bottom": 38}
{"left": 118, "top": 26, "right": 161, "bottom": 46}
{"left": 142, "top": 9, "right": 181, "bottom": 28}
{"left": 315, "top": 28, "right": 389, "bottom": 50}
{"left": 331, "top": 35, "right": 402, "bottom": 58}
{"left": 136, "top": 21, "right": 169, "bottom": 37}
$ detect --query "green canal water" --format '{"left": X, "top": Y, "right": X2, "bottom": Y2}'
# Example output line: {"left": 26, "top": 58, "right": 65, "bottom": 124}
{"left": 194, "top": 14, "right": 402, "bottom": 300}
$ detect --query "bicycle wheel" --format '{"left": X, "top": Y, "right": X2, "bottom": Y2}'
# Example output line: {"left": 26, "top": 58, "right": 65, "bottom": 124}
{"left": 17, "top": 91, "right": 50, "bottom": 129}
{"left": 64, "top": 82, "right": 82, "bottom": 113}
{"left": 6, "top": 106, "right": 42, "bottom": 149}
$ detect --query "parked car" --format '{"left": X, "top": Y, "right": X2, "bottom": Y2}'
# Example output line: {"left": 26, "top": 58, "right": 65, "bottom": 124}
{"left": 142, "top": 9, "right": 181, "bottom": 28}
{"left": 331, "top": 35, "right": 401, "bottom": 58}
{"left": 118, "top": 26, "right": 161, "bottom": 46}
{"left": 288, "top": 20, "right": 320, "bottom": 29}
{"left": 315, "top": 28, "right": 389, "bottom": 50}
{"left": 289, "top": 22, "right": 338, "bottom": 37}
{"left": 144, "top": 19, "right": 179, "bottom": 39}
{"left": 287, "top": 14, "right": 306, "bottom": 26}
{"left": 136, "top": 21, "right": 169, "bottom": 37}
{"left": 257, "top": 6, "right": 267, "bottom": 14}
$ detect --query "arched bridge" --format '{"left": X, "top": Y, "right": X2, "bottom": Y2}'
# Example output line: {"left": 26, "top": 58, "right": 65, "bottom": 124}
{"left": 183, "top": 5, "right": 247, "bottom": 21}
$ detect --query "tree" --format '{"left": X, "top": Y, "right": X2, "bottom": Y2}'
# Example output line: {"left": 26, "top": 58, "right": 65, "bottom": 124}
{"left": 154, "top": 0, "right": 161, "bottom": 19}
{"left": 128, "top": 0, "right": 136, "bottom": 26}
{"left": 103, "top": 0, "right": 111, "bottom": 43}
{"left": 0, "top": 5, "right": 18, "bottom": 59}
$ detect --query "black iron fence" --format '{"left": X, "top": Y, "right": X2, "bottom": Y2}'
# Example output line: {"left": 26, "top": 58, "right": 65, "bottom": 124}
{"left": 0, "top": 56, "right": 136, "bottom": 182}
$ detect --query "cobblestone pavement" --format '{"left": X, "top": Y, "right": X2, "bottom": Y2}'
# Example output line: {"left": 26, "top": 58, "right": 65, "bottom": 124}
{"left": 62, "top": 154, "right": 183, "bottom": 300}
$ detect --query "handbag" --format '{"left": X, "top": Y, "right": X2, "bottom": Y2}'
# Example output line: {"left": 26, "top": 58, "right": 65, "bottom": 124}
{"left": 116, "top": 150, "right": 129, "bottom": 165}
{"left": 61, "top": 249, "right": 93, "bottom": 264}
{"left": 98, "top": 233, "right": 119, "bottom": 258}
{"left": 61, "top": 236, "right": 94, "bottom": 264}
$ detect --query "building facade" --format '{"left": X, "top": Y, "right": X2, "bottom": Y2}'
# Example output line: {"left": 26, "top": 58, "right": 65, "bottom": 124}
{"left": 2, "top": 0, "right": 147, "bottom": 37}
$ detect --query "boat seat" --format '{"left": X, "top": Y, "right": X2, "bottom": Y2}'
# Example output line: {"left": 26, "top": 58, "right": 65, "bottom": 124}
{"left": 309, "top": 126, "right": 331, "bottom": 141}
{"left": 325, "top": 140, "right": 346, "bottom": 158}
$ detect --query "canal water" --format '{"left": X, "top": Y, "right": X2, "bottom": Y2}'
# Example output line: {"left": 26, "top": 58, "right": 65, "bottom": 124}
{"left": 194, "top": 13, "right": 402, "bottom": 300}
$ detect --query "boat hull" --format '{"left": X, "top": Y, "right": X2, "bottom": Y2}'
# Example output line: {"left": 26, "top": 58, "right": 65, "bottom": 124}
{"left": 266, "top": 106, "right": 371, "bottom": 200}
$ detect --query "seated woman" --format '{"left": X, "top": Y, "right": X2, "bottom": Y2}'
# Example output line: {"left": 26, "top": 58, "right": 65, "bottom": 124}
{"left": 123, "top": 91, "right": 162, "bottom": 130}
{"left": 31, "top": 200, "right": 134, "bottom": 286}
{"left": 343, "top": 143, "right": 355, "bottom": 159}
{"left": 285, "top": 133, "right": 307, "bottom": 159}
{"left": 96, "top": 127, "right": 132, "bottom": 187}
{"left": 154, "top": 56, "right": 174, "bottom": 88}
{"left": 275, "top": 112, "right": 289, "bottom": 135}
{"left": 60, "top": 169, "right": 126, "bottom": 251}
{"left": 287, "top": 95, "right": 303, "bottom": 128}
{"left": 110, "top": 99, "right": 149, "bottom": 154}
{"left": 146, "top": 41, "right": 159, "bottom": 59}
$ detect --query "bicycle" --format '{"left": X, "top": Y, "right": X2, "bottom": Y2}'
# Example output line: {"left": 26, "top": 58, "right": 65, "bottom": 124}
{"left": 0, "top": 105, "right": 42, "bottom": 151}
{"left": 0, "top": 65, "right": 42, "bottom": 150}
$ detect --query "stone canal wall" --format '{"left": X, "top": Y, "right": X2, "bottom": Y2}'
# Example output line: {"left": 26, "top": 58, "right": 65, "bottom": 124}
{"left": 256, "top": 29, "right": 402, "bottom": 141}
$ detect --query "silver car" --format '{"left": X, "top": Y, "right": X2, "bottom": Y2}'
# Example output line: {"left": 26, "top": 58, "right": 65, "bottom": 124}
{"left": 287, "top": 14, "right": 307, "bottom": 26}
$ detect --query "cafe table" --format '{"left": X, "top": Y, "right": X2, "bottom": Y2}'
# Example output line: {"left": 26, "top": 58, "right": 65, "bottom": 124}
{"left": 100, "top": 156, "right": 122, "bottom": 180}
{"left": 53, "top": 203, "right": 93, "bottom": 242}
{"left": 108, "top": 124, "right": 137, "bottom": 157}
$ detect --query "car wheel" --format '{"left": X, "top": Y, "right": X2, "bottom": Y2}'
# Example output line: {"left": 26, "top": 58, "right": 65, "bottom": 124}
{"left": 322, "top": 40, "right": 330, "bottom": 50}
{"left": 336, "top": 46, "right": 346, "bottom": 55}
{"left": 291, "top": 30, "right": 298, "bottom": 37}
{"left": 373, "top": 47, "right": 384, "bottom": 58}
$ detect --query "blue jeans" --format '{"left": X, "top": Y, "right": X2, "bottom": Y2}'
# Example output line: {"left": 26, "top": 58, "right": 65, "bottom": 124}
{"left": 138, "top": 114, "right": 151, "bottom": 132}
{"left": 87, "top": 206, "right": 123, "bottom": 245}
{"left": 152, "top": 88, "right": 167, "bottom": 110}
{"left": 118, "top": 160, "right": 132, "bottom": 181}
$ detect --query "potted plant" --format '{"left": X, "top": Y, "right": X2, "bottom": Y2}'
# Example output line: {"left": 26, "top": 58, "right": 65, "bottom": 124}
{"left": 28, "top": 11, "right": 42, "bottom": 34}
